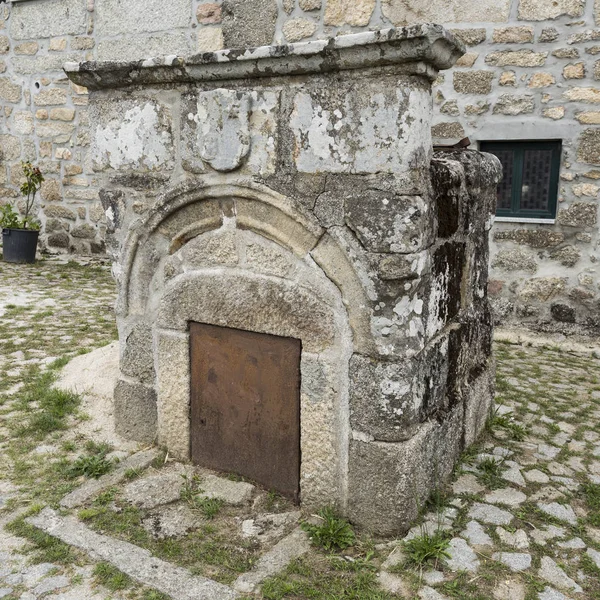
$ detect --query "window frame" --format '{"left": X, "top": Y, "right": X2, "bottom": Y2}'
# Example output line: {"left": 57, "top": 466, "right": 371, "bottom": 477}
{"left": 480, "top": 140, "right": 562, "bottom": 222}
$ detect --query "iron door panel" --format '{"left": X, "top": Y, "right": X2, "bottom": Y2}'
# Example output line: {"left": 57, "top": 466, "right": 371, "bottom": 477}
{"left": 190, "top": 322, "right": 301, "bottom": 501}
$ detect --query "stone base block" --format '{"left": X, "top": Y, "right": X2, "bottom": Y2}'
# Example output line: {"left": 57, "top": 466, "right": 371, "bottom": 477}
{"left": 347, "top": 405, "right": 464, "bottom": 536}
{"left": 114, "top": 378, "right": 158, "bottom": 444}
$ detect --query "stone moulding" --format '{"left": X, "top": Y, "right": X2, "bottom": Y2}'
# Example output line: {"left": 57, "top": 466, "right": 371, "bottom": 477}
{"left": 63, "top": 23, "right": 465, "bottom": 89}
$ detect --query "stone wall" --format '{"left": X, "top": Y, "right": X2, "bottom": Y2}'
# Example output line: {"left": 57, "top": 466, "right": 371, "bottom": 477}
{"left": 427, "top": 0, "right": 600, "bottom": 334}
{"left": 1, "top": 0, "right": 599, "bottom": 331}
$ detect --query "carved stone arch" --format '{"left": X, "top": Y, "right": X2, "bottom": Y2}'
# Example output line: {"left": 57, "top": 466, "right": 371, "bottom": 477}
{"left": 117, "top": 177, "right": 373, "bottom": 353}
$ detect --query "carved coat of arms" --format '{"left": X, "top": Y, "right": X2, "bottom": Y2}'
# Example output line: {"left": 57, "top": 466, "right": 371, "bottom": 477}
{"left": 196, "top": 89, "right": 251, "bottom": 172}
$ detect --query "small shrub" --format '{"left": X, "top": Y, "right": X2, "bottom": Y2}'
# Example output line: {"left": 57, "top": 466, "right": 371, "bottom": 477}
{"left": 301, "top": 507, "right": 355, "bottom": 551}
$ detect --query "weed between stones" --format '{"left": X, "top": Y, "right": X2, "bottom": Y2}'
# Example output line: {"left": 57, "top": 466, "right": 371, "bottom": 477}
{"left": 400, "top": 531, "right": 451, "bottom": 570}
{"left": 70, "top": 440, "right": 114, "bottom": 473}
{"left": 301, "top": 507, "right": 356, "bottom": 551}
{"left": 93, "top": 561, "right": 133, "bottom": 591}
{"left": 580, "top": 482, "right": 600, "bottom": 526}
{"left": 477, "top": 456, "right": 506, "bottom": 488}
{"left": 7, "top": 509, "right": 78, "bottom": 565}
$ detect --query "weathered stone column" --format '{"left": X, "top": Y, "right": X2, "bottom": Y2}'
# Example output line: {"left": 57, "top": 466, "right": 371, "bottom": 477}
{"left": 65, "top": 24, "right": 501, "bottom": 535}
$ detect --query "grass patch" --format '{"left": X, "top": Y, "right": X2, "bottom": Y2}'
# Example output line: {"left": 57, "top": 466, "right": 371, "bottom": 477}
{"left": 141, "top": 590, "right": 171, "bottom": 600}
{"left": 12, "top": 368, "right": 81, "bottom": 439}
{"left": 7, "top": 513, "right": 78, "bottom": 565}
{"left": 93, "top": 562, "right": 132, "bottom": 591}
{"left": 68, "top": 442, "right": 115, "bottom": 479}
{"left": 400, "top": 531, "right": 450, "bottom": 569}
{"left": 477, "top": 457, "right": 505, "bottom": 488}
{"left": 81, "top": 504, "right": 257, "bottom": 584}
{"left": 487, "top": 407, "right": 527, "bottom": 442}
{"left": 69, "top": 454, "right": 114, "bottom": 479}
{"left": 194, "top": 497, "right": 224, "bottom": 520}
{"left": 441, "top": 572, "right": 494, "bottom": 600}
{"left": 581, "top": 483, "right": 600, "bottom": 527}
{"left": 261, "top": 555, "right": 394, "bottom": 600}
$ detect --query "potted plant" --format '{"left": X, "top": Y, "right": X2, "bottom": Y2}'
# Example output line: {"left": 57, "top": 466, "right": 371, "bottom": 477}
{"left": 1, "top": 161, "right": 44, "bottom": 264}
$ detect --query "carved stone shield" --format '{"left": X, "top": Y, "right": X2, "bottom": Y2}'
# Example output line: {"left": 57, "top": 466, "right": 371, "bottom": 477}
{"left": 196, "top": 89, "right": 251, "bottom": 172}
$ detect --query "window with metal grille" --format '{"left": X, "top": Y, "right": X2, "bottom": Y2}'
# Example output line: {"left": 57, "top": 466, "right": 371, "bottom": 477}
{"left": 480, "top": 140, "right": 561, "bottom": 221}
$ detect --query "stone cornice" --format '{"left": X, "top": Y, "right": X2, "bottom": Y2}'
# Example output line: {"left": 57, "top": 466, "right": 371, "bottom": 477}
{"left": 63, "top": 24, "right": 464, "bottom": 90}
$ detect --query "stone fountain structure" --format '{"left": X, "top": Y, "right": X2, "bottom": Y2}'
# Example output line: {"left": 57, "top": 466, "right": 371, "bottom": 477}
{"left": 65, "top": 24, "right": 501, "bottom": 535}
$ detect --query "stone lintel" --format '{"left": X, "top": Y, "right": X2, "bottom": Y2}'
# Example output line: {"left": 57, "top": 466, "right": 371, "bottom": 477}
{"left": 64, "top": 24, "right": 465, "bottom": 90}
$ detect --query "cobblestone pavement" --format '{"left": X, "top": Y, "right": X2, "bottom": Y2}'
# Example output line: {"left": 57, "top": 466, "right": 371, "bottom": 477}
{"left": 0, "top": 259, "right": 600, "bottom": 600}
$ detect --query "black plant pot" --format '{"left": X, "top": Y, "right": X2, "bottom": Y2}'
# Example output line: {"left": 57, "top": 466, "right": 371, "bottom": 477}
{"left": 2, "top": 228, "right": 39, "bottom": 264}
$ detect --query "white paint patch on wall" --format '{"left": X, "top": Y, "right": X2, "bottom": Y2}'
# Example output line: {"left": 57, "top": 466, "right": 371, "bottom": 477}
{"left": 93, "top": 103, "right": 173, "bottom": 171}
{"left": 290, "top": 85, "right": 431, "bottom": 175}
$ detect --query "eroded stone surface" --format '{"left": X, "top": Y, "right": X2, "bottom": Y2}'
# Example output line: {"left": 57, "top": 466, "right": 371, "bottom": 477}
{"left": 197, "top": 474, "right": 255, "bottom": 506}
{"left": 141, "top": 504, "right": 200, "bottom": 539}
{"left": 67, "top": 30, "right": 497, "bottom": 538}
{"left": 123, "top": 467, "right": 192, "bottom": 510}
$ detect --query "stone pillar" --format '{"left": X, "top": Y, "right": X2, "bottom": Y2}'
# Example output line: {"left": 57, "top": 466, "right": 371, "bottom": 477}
{"left": 66, "top": 24, "right": 502, "bottom": 534}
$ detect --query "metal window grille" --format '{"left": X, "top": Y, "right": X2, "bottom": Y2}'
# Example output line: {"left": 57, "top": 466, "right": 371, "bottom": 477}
{"left": 480, "top": 140, "right": 561, "bottom": 220}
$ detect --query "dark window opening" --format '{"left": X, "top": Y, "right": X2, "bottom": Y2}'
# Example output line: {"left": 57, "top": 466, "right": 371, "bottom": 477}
{"left": 480, "top": 140, "right": 561, "bottom": 220}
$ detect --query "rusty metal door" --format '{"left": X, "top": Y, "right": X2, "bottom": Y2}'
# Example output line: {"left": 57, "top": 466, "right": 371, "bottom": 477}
{"left": 190, "top": 322, "right": 301, "bottom": 501}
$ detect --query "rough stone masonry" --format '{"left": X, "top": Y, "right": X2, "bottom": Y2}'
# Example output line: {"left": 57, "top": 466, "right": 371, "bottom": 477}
{"left": 65, "top": 24, "right": 501, "bottom": 534}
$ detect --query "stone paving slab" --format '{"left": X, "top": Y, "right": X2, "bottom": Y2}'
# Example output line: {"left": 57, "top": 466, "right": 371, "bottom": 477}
{"left": 122, "top": 464, "right": 193, "bottom": 509}
{"left": 197, "top": 473, "right": 255, "bottom": 505}
{"left": 233, "top": 527, "right": 310, "bottom": 593}
{"left": 27, "top": 508, "right": 239, "bottom": 600}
